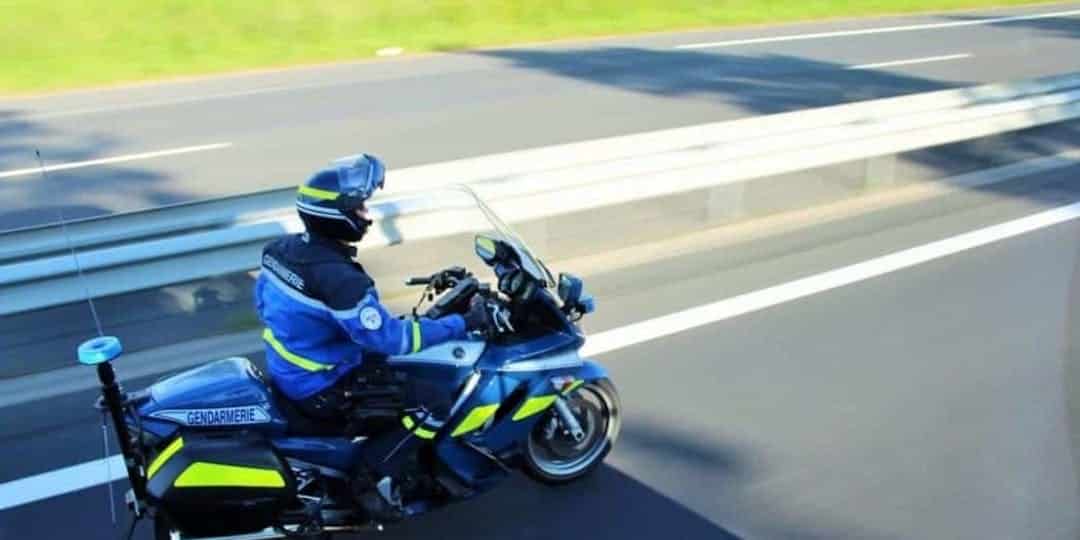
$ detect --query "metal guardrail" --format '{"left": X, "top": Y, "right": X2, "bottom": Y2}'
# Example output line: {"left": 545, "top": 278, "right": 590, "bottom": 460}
{"left": 3, "top": 72, "right": 1080, "bottom": 316}
{"left": 5, "top": 72, "right": 1080, "bottom": 264}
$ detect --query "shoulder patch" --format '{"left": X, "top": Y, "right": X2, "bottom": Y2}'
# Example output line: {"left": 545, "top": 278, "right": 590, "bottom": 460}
{"left": 359, "top": 306, "right": 383, "bottom": 330}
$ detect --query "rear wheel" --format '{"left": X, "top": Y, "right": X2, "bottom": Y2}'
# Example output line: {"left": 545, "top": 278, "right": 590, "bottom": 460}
{"left": 522, "top": 378, "right": 621, "bottom": 484}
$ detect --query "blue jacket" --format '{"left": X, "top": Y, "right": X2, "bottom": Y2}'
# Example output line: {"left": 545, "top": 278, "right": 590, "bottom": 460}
{"left": 254, "top": 233, "right": 467, "bottom": 400}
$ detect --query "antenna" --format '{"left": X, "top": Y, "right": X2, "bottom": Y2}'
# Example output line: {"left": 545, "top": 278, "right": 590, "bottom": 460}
{"left": 36, "top": 150, "right": 116, "bottom": 524}
{"left": 35, "top": 149, "right": 105, "bottom": 337}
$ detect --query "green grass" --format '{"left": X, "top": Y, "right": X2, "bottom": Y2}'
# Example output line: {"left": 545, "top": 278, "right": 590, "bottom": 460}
{"left": 0, "top": 0, "right": 1055, "bottom": 94}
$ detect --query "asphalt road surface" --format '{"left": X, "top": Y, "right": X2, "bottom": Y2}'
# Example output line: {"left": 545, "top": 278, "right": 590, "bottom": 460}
{"left": 3, "top": 159, "right": 1079, "bottom": 538}
{"left": 1, "top": 4, "right": 1080, "bottom": 230}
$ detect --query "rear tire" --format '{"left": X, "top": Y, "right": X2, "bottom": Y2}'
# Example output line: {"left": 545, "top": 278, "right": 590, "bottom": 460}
{"left": 522, "top": 378, "right": 621, "bottom": 485}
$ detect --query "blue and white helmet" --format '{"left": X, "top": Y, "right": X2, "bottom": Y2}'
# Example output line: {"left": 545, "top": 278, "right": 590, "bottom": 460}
{"left": 296, "top": 154, "right": 386, "bottom": 242}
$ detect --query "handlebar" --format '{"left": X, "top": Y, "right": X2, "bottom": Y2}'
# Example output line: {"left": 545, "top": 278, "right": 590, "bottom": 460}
{"left": 405, "top": 266, "right": 471, "bottom": 292}
{"left": 424, "top": 276, "right": 479, "bottom": 320}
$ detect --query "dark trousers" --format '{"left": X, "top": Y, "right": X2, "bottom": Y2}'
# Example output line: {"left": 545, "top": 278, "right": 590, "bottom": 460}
{"left": 294, "top": 363, "right": 419, "bottom": 480}
{"left": 295, "top": 374, "right": 353, "bottom": 423}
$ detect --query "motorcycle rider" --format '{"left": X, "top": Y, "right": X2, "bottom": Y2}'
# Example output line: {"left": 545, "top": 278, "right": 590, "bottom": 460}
{"left": 254, "top": 153, "right": 490, "bottom": 519}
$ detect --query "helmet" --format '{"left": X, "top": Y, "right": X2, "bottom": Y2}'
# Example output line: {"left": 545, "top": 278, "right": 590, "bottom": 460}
{"left": 296, "top": 154, "right": 386, "bottom": 242}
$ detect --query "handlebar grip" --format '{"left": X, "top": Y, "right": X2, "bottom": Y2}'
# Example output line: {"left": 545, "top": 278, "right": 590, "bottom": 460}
{"left": 445, "top": 266, "right": 469, "bottom": 279}
{"left": 405, "top": 277, "right": 431, "bottom": 286}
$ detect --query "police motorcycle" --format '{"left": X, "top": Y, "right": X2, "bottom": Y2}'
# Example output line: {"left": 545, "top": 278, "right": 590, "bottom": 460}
{"left": 80, "top": 187, "right": 621, "bottom": 540}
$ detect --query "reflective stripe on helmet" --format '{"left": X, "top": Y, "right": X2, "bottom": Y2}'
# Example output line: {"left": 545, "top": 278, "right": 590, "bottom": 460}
{"left": 296, "top": 200, "right": 353, "bottom": 221}
{"left": 296, "top": 155, "right": 383, "bottom": 241}
{"left": 298, "top": 184, "right": 339, "bottom": 201}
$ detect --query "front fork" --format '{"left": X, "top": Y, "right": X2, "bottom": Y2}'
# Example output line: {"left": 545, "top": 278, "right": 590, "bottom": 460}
{"left": 546, "top": 359, "right": 609, "bottom": 443}
{"left": 552, "top": 397, "right": 586, "bottom": 443}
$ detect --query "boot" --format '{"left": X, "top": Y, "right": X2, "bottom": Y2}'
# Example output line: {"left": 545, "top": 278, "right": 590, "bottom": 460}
{"left": 354, "top": 475, "right": 404, "bottom": 523}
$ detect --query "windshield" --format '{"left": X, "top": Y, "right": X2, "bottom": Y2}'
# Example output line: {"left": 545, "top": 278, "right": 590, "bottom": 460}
{"left": 461, "top": 186, "right": 556, "bottom": 287}
{"left": 370, "top": 184, "right": 556, "bottom": 287}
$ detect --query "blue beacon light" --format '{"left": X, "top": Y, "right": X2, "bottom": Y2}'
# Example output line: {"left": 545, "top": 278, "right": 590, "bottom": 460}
{"left": 78, "top": 336, "right": 123, "bottom": 365}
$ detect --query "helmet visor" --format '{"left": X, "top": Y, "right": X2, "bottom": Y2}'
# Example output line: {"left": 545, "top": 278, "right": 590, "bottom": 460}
{"left": 334, "top": 155, "right": 385, "bottom": 202}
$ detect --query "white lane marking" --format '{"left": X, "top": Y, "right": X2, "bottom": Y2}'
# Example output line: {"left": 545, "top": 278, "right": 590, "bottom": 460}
{"left": 0, "top": 143, "right": 233, "bottom": 180}
{"left": 676, "top": 8, "right": 1080, "bottom": 49}
{"left": 582, "top": 200, "right": 1080, "bottom": 356}
{"left": 847, "top": 53, "right": 972, "bottom": 71}
{"left": 3, "top": 199, "right": 1080, "bottom": 510}
{"left": 0, "top": 455, "right": 125, "bottom": 511}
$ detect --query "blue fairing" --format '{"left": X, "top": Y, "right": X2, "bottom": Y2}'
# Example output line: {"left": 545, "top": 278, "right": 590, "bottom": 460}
{"left": 136, "top": 357, "right": 288, "bottom": 434}
{"left": 138, "top": 418, "right": 181, "bottom": 442}
{"left": 271, "top": 437, "right": 362, "bottom": 472}
{"left": 477, "top": 332, "right": 582, "bottom": 371}
{"left": 572, "top": 359, "right": 609, "bottom": 382}
{"left": 432, "top": 343, "right": 609, "bottom": 485}
{"left": 435, "top": 438, "right": 507, "bottom": 489}
{"left": 148, "top": 358, "right": 271, "bottom": 409}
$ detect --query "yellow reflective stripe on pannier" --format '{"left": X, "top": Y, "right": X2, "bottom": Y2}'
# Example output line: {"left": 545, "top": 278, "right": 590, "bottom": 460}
{"left": 401, "top": 416, "right": 437, "bottom": 439}
{"left": 451, "top": 404, "right": 499, "bottom": 437}
{"left": 512, "top": 395, "right": 558, "bottom": 421}
{"left": 174, "top": 462, "right": 285, "bottom": 488}
{"left": 297, "top": 185, "right": 339, "bottom": 201}
{"left": 262, "top": 329, "right": 333, "bottom": 372}
{"left": 411, "top": 321, "right": 422, "bottom": 354}
{"left": 147, "top": 436, "right": 184, "bottom": 479}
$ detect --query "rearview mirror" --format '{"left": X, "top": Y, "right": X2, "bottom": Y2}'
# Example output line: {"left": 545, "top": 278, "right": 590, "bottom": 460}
{"left": 558, "top": 273, "right": 583, "bottom": 305}
{"left": 558, "top": 273, "right": 595, "bottom": 315}
{"left": 475, "top": 235, "right": 510, "bottom": 264}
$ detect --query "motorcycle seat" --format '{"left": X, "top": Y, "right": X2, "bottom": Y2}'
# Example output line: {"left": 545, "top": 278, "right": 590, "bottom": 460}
{"left": 267, "top": 381, "right": 347, "bottom": 437}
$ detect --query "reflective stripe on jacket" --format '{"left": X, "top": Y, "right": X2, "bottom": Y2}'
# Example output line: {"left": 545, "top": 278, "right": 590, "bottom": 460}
{"left": 254, "top": 233, "right": 466, "bottom": 400}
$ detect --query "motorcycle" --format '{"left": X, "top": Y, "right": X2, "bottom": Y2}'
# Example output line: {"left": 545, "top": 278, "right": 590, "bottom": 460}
{"left": 79, "top": 186, "right": 621, "bottom": 539}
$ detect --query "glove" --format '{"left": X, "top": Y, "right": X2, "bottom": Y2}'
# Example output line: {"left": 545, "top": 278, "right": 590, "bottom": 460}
{"left": 462, "top": 295, "right": 491, "bottom": 333}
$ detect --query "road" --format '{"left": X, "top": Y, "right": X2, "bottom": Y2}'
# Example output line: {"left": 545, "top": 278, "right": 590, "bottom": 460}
{"left": 1, "top": 4, "right": 1080, "bottom": 230}
{"left": 4, "top": 4, "right": 1080, "bottom": 538}
{"left": 3, "top": 157, "right": 1079, "bottom": 538}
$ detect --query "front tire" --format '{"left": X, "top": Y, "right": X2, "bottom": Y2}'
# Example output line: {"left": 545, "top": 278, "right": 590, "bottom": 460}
{"left": 522, "top": 378, "right": 621, "bottom": 485}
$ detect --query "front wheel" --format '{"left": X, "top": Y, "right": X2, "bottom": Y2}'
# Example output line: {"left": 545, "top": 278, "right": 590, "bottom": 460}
{"left": 522, "top": 378, "right": 621, "bottom": 484}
